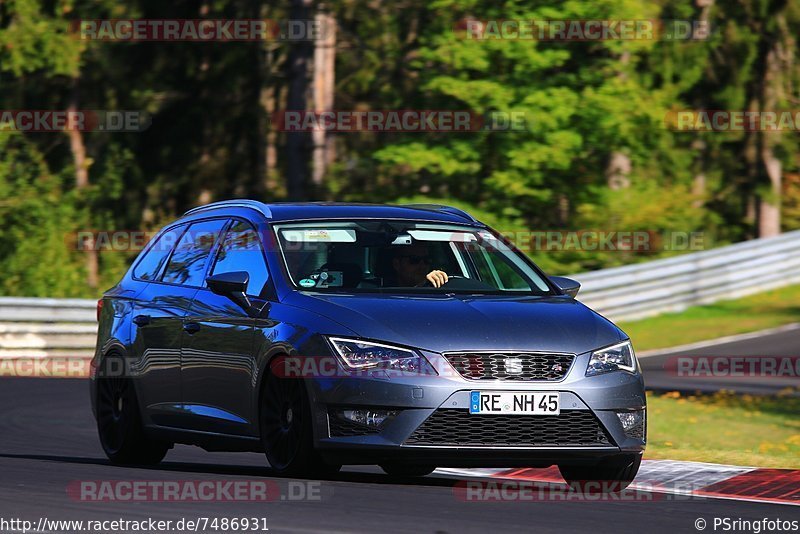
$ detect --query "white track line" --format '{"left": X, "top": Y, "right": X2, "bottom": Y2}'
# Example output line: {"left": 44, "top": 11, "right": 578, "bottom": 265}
{"left": 637, "top": 323, "right": 800, "bottom": 358}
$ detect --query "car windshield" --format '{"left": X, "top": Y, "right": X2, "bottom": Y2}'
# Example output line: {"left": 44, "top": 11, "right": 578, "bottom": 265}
{"left": 274, "top": 220, "right": 553, "bottom": 295}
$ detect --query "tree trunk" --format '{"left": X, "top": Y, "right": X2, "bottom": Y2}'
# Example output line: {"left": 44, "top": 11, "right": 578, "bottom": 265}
{"left": 756, "top": 46, "right": 782, "bottom": 237}
{"left": 691, "top": 138, "right": 707, "bottom": 208}
{"left": 758, "top": 145, "right": 782, "bottom": 237}
{"left": 606, "top": 151, "right": 631, "bottom": 190}
{"left": 285, "top": 0, "right": 314, "bottom": 200}
{"left": 257, "top": 1, "right": 280, "bottom": 198}
{"left": 742, "top": 91, "right": 760, "bottom": 239}
{"left": 261, "top": 81, "right": 279, "bottom": 194}
{"left": 312, "top": 7, "right": 336, "bottom": 189}
{"left": 258, "top": 41, "right": 286, "bottom": 197}
{"left": 67, "top": 82, "right": 99, "bottom": 290}
{"left": 743, "top": 4, "right": 787, "bottom": 238}
{"left": 688, "top": 0, "right": 715, "bottom": 209}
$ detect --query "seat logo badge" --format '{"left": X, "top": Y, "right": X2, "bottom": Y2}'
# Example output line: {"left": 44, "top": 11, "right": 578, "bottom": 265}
{"left": 505, "top": 357, "right": 523, "bottom": 375}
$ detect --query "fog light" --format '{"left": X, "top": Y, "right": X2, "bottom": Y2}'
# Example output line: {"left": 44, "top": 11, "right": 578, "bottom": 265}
{"left": 617, "top": 410, "right": 645, "bottom": 439}
{"left": 338, "top": 409, "right": 397, "bottom": 427}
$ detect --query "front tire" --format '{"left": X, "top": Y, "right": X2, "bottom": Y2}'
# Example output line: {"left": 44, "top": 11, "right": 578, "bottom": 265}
{"left": 259, "top": 369, "right": 340, "bottom": 477}
{"left": 558, "top": 454, "right": 641, "bottom": 493}
{"left": 96, "top": 355, "right": 171, "bottom": 465}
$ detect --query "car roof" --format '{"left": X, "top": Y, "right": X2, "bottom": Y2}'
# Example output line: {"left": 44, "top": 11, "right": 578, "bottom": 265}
{"left": 182, "top": 200, "right": 483, "bottom": 226}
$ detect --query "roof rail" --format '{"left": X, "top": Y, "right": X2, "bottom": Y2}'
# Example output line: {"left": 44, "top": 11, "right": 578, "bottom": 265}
{"left": 183, "top": 199, "right": 272, "bottom": 219}
{"left": 401, "top": 203, "right": 479, "bottom": 224}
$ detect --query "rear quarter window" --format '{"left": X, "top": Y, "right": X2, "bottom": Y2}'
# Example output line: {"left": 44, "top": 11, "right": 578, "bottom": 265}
{"left": 132, "top": 226, "right": 185, "bottom": 280}
{"left": 161, "top": 219, "right": 227, "bottom": 286}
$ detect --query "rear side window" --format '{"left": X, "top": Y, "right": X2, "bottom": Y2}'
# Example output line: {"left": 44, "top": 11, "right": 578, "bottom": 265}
{"left": 211, "top": 220, "right": 270, "bottom": 296}
{"left": 161, "top": 219, "right": 227, "bottom": 286}
{"left": 133, "top": 226, "right": 185, "bottom": 280}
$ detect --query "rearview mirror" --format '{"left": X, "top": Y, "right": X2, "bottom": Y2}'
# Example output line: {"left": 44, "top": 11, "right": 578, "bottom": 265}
{"left": 549, "top": 276, "right": 581, "bottom": 298}
{"left": 207, "top": 271, "right": 253, "bottom": 312}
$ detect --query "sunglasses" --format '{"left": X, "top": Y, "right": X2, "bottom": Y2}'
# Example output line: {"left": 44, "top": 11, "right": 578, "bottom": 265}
{"left": 398, "top": 255, "right": 432, "bottom": 265}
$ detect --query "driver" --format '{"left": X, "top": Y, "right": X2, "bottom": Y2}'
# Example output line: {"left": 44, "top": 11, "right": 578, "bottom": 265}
{"left": 391, "top": 244, "right": 449, "bottom": 288}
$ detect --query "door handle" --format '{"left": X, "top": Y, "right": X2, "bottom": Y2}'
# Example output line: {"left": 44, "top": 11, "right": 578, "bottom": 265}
{"left": 132, "top": 314, "right": 151, "bottom": 326}
{"left": 183, "top": 322, "right": 201, "bottom": 334}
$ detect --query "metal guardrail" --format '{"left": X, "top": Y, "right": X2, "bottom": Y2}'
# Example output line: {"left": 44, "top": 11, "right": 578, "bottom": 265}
{"left": 0, "top": 298, "right": 97, "bottom": 358}
{"left": 1, "top": 229, "right": 799, "bottom": 356}
{"left": 0, "top": 297, "right": 97, "bottom": 323}
{"left": 574, "top": 229, "right": 800, "bottom": 321}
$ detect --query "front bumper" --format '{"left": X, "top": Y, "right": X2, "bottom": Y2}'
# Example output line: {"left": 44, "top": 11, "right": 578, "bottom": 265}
{"left": 306, "top": 349, "right": 646, "bottom": 467}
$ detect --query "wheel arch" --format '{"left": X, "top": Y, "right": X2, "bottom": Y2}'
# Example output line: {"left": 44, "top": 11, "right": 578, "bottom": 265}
{"left": 252, "top": 342, "right": 329, "bottom": 444}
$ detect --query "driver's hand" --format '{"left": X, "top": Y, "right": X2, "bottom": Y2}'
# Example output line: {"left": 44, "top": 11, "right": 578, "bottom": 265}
{"left": 426, "top": 270, "right": 449, "bottom": 288}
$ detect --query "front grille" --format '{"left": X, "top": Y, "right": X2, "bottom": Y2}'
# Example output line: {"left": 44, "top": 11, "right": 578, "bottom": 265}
{"left": 444, "top": 352, "right": 575, "bottom": 381}
{"left": 405, "top": 409, "right": 612, "bottom": 447}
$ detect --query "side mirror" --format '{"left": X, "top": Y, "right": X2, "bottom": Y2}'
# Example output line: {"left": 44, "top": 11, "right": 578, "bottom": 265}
{"left": 207, "top": 271, "right": 253, "bottom": 312}
{"left": 549, "top": 276, "right": 581, "bottom": 298}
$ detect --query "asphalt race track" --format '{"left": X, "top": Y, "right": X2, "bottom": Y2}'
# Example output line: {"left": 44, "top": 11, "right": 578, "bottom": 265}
{"left": 639, "top": 324, "right": 800, "bottom": 395}
{"left": 0, "top": 378, "right": 797, "bottom": 533}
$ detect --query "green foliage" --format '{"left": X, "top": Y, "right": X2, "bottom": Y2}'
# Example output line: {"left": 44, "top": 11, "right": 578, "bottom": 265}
{"left": 571, "top": 179, "right": 708, "bottom": 270}
{"left": 0, "top": 0, "right": 84, "bottom": 76}
{"left": 0, "top": 0, "right": 798, "bottom": 297}
{"left": 395, "top": 195, "right": 526, "bottom": 232}
{"left": 646, "top": 390, "right": 800, "bottom": 469}
{"left": 0, "top": 133, "right": 87, "bottom": 297}
{"left": 358, "top": 0, "right": 703, "bottom": 233}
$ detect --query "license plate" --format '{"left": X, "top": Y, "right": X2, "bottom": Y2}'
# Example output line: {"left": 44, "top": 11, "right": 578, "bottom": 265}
{"left": 469, "top": 391, "right": 560, "bottom": 415}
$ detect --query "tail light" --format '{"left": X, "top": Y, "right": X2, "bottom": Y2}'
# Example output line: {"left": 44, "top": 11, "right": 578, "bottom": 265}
{"left": 96, "top": 299, "right": 104, "bottom": 321}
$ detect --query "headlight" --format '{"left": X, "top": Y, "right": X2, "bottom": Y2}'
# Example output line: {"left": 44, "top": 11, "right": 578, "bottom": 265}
{"left": 586, "top": 340, "right": 638, "bottom": 376}
{"left": 327, "top": 337, "right": 437, "bottom": 375}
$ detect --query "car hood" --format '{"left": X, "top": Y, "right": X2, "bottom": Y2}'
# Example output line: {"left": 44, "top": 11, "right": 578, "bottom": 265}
{"left": 285, "top": 292, "right": 624, "bottom": 355}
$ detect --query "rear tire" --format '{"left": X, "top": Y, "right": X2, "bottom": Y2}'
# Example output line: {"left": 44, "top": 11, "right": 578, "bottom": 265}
{"left": 259, "top": 369, "right": 341, "bottom": 477}
{"left": 380, "top": 464, "right": 436, "bottom": 477}
{"left": 96, "top": 355, "right": 171, "bottom": 465}
{"left": 558, "top": 454, "right": 641, "bottom": 493}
